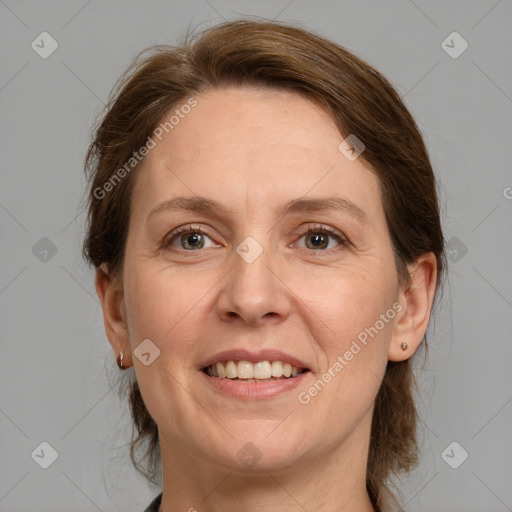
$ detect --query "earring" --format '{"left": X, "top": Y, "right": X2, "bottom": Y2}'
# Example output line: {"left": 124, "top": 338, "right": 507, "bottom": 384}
{"left": 117, "top": 350, "right": 125, "bottom": 369}
{"left": 401, "top": 342, "right": 408, "bottom": 351}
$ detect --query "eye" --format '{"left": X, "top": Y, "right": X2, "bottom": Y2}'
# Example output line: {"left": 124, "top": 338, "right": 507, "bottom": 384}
{"left": 295, "top": 224, "right": 347, "bottom": 251}
{"left": 161, "top": 223, "right": 347, "bottom": 253}
{"left": 162, "top": 224, "right": 218, "bottom": 251}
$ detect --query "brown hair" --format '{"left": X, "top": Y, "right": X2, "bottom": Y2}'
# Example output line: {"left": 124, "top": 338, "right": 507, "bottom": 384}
{"left": 83, "top": 19, "right": 445, "bottom": 505}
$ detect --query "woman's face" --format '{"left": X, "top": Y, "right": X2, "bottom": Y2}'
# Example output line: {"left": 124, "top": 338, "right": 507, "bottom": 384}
{"left": 116, "top": 86, "right": 409, "bottom": 473}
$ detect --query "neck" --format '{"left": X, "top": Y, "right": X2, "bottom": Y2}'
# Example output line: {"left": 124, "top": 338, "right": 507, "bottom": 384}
{"left": 157, "top": 412, "right": 376, "bottom": 512}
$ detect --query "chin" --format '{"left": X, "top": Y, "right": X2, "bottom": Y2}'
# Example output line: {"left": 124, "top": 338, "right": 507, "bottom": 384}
{"left": 207, "top": 426, "right": 311, "bottom": 473}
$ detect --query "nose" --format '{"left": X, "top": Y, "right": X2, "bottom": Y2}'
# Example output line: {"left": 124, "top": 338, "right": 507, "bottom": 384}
{"left": 216, "top": 240, "right": 291, "bottom": 327}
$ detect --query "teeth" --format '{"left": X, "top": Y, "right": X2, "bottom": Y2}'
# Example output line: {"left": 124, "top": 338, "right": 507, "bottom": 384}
{"left": 253, "top": 361, "right": 272, "bottom": 379}
{"left": 225, "top": 360, "right": 237, "bottom": 378}
{"left": 205, "top": 360, "right": 306, "bottom": 380}
{"left": 237, "top": 361, "right": 253, "bottom": 379}
{"left": 216, "top": 362, "right": 226, "bottom": 378}
{"left": 271, "top": 361, "right": 283, "bottom": 377}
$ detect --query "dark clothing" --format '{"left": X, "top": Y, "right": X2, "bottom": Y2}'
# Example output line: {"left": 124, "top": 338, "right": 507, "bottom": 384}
{"left": 143, "top": 492, "right": 162, "bottom": 512}
{"left": 143, "top": 486, "right": 405, "bottom": 511}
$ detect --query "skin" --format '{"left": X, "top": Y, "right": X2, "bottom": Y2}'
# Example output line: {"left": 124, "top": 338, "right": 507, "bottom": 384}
{"left": 95, "top": 86, "right": 437, "bottom": 512}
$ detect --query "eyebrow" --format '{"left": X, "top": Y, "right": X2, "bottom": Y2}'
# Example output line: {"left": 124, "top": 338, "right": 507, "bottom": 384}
{"left": 147, "top": 195, "right": 371, "bottom": 226}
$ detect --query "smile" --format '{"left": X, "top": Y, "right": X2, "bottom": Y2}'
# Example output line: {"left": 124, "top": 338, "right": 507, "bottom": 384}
{"left": 203, "top": 360, "right": 309, "bottom": 381}
{"left": 201, "top": 360, "right": 311, "bottom": 400}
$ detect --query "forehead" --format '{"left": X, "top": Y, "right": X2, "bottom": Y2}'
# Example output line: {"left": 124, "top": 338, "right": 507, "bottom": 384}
{"left": 164, "top": 86, "right": 345, "bottom": 161}
{"left": 132, "top": 86, "right": 383, "bottom": 224}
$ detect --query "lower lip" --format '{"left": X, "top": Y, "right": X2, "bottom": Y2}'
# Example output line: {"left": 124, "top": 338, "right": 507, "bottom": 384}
{"left": 200, "top": 370, "right": 310, "bottom": 399}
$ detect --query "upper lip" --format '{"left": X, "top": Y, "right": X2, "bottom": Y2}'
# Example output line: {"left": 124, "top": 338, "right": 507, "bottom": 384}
{"left": 199, "top": 349, "right": 310, "bottom": 371}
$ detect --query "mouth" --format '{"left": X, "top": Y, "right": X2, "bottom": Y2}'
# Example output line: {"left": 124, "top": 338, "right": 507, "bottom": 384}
{"left": 199, "top": 349, "right": 312, "bottom": 399}
{"left": 202, "top": 360, "right": 310, "bottom": 382}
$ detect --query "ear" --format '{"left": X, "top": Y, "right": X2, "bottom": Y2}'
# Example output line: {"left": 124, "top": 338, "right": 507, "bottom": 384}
{"left": 95, "top": 263, "right": 132, "bottom": 367}
{"left": 389, "top": 252, "right": 438, "bottom": 361}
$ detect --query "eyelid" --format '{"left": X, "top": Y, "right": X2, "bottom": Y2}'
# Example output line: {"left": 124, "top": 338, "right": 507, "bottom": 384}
{"left": 292, "top": 223, "right": 348, "bottom": 251}
{"left": 161, "top": 223, "right": 213, "bottom": 249}
{"left": 294, "top": 223, "right": 346, "bottom": 239}
{"left": 161, "top": 222, "right": 348, "bottom": 252}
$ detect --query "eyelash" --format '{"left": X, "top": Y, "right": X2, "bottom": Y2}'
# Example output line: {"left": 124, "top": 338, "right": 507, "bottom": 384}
{"left": 161, "top": 223, "right": 347, "bottom": 253}
{"left": 296, "top": 224, "right": 347, "bottom": 251}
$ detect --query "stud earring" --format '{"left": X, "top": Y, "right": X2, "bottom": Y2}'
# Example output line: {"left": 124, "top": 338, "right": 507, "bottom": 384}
{"left": 117, "top": 350, "right": 126, "bottom": 369}
{"left": 401, "top": 342, "right": 408, "bottom": 351}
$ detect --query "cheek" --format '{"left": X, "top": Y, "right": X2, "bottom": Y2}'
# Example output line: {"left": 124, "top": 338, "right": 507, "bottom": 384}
{"left": 123, "top": 267, "right": 200, "bottom": 349}
{"left": 297, "top": 275, "right": 396, "bottom": 424}
{"left": 123, "top": 263, "right": 234, "bottom": 376}
{"left": 292, "top": 264, "right": 397, "bottom": 356}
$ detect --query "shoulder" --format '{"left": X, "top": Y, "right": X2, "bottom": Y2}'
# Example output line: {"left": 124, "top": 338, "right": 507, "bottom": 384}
{"left": 143, "top": 492, "right": 162, "bottom": 512}
{"left": 142, "top": 488, "right": 403, "bottom": 512}
{"left": 377, "top": 485, "right": 406, "bottom": 512}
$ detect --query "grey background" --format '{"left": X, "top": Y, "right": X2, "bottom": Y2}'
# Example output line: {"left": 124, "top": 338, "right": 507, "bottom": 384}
{"left": 1, "top": 1, "right": 511, "bottom": 511}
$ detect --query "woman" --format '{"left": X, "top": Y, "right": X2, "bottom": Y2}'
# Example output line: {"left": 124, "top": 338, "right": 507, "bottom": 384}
{"left": 83, "top": 19, "right": 445, "bottom": 512}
